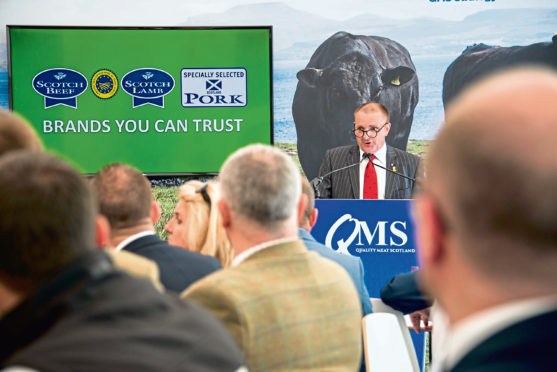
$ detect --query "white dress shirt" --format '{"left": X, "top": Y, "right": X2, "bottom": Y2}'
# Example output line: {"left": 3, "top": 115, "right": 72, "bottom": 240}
{"left": 358, "top": 144, "right": 387, "bottom": 199}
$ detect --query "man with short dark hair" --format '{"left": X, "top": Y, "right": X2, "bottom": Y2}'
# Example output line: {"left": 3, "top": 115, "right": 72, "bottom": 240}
{"left": 318, "top": 102, "right": 420, "bottom": 199}
{"left": 92, "top": 163, "right": 221, "bottom": 293}
{"left": 0, "top": 108, "right": 164, "bottom": 289}
{"left": 183, "top": 144, "right": 363, "bottom": 371}
{"left": 415, "top": 67, "right": 557, "bottom": 371}
{"left": 0, "top": 152, "right": 247, "bottom": 371}
{"left": 299, "top": 176, "right": 372, "bottom": 315}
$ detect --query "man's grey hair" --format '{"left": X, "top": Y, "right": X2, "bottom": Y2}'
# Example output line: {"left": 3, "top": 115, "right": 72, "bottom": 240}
{"left": 219, "top": 144, "right": 301, "bottom": 231}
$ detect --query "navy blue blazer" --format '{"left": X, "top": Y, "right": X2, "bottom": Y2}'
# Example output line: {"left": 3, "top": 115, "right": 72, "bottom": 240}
{"left": 380, "top": 270, "right": 433, "bottom": 314}
{"left": 298, "top": 228, "right": 372, "bottom": 315}
{"left": 451, "top": 308, "right": 557, "bottom": 372}
{"left": 123, "top": 234, "right": 221, "bottom": 293}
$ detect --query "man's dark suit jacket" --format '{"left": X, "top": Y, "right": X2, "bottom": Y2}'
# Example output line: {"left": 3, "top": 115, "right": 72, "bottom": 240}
{"left": 0, "top": 250, "right": 245, "bottom": 371}
{"left": 450, "top": 308, "right": 557, "bottom": 372}
{"left": 318, "top": 144, "right": 421, "bottom": 199}
{"left": 299, "top": 228, "right": 372, "bottom": 315}
{"left": 123, "top": 234, "right": 221, "bottom": 293}
{"left": 380, "top": 270, "right": 433, "bottom": 314}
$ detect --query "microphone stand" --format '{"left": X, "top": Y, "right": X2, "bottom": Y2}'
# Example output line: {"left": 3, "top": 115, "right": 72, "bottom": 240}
{"left": 310, "top": 156, "right": 367, "bottom": 198}
{"left": 364, "top": 153, "right": 417, "bottom": 183}
{"left": 311, "top": 152, "right": 418, "bottom": 198}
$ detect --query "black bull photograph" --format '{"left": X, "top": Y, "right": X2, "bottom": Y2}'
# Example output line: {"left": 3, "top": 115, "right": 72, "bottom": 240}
{"left": 293, "top": 31, "right": 557, "bottom": 180}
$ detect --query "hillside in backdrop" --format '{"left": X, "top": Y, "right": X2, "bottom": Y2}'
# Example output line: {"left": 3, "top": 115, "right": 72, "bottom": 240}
{"left": 185, "top": 3, "right": 557, "bottom": 60}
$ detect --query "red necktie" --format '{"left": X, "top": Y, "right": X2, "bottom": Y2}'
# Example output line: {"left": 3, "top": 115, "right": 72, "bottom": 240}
{"left": 363, "top": 154, "right": 378, "bottom": 199}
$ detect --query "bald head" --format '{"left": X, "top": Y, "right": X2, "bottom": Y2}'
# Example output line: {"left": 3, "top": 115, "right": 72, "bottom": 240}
{"left": 354, "top": 102, "right": 390, "bottom": 121}
{"left": 427, "top": 67, "right": 557, "bottom": 287}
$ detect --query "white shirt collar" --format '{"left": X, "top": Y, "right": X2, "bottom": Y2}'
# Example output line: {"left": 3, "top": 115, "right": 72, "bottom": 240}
{"left": 359, "top": 143, "right": 387, "bottom": 165}
{"left": 231, "top": 237, "right": 298, "bottom": 267}
{"left": 441, "top": 296, "right": 557, "bottom": 370}
{"left": 114, "top": 230, "right": 155, "bottom": 252}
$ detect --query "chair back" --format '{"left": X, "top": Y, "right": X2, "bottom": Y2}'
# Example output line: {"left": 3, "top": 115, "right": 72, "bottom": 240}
{"left": 362, "top": 298, "right": 420, "bottom": 372}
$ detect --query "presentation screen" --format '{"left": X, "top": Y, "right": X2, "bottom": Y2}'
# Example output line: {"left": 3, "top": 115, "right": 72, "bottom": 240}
{"left": 8, "top": 26, "right": 273, "bottom": 174}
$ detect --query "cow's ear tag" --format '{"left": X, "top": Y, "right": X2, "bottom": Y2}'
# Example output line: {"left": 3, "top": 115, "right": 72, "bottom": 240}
{"left": 391, "top": 76, "right": 401, "bottom": 86}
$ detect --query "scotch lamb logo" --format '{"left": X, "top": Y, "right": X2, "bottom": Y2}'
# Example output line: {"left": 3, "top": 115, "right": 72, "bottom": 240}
{"left": 32, "top": 68, "right": 88, "bottom": 109}
{"left": 122, "top": 68, "right": 175, "bottom": 108}
{"left": 325, "top": 214, "right": 408, "bottom": 256}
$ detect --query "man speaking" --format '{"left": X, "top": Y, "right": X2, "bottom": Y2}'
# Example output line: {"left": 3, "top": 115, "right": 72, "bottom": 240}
{"left": 317, "top": 102, "right": 421, "bottom": 199}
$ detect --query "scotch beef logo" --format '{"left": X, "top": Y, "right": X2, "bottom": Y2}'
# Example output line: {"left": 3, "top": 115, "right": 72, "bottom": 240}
{"left": 32, "top": 68, "right": 88, "bottom": 109}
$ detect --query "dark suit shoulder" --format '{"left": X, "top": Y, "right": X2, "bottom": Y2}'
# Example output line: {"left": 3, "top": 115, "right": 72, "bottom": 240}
{"left": 325, "top": 144, "right": 359, "bottom": 159}
{"left": 380, "top": 271, "right": 432, "bottom": 314}
{"left": 124, "top": 235, "right": 221, "bottom": 293}
{"left": 453, "top": 309, "right": 557, "bottom": 372}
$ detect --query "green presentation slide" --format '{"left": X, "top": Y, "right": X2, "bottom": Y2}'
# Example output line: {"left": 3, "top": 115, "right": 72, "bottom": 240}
{"left": 9, "top": 26, "right": 272, "bottom": 174}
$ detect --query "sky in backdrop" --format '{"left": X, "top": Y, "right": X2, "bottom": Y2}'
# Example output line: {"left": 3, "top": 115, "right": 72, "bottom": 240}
{"left": 1, "top": 0, "right": 555, "bottom": 41}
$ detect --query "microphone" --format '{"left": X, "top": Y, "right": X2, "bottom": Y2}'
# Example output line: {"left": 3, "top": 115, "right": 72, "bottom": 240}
{"left": 310, "top": 154, "right": 368, "bottom": 198}
{"left": 363, "top": 152, "right": 417, "bottom": 183}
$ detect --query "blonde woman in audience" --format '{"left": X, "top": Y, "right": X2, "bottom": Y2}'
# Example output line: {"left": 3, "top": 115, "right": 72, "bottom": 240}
{"left": 165, "top": 180, "right": 233, "bottom": 267}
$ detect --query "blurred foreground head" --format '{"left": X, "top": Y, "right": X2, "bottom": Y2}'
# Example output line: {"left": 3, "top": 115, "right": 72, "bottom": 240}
{"left": 218, "top": 144, "right": 302, "bottom": 242}
{"left": 0, "top": 152, "right": 95, "bottom": 293}
{"left": 0, "top": 109, "right": 43, "bottom": 155}
{"left": 416, "top": 67, "right": 557, "bottom": 322}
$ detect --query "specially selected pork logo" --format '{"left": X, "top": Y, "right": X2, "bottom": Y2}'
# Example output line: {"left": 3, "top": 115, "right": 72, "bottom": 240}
{"left": 121, "top": 68, "right": 175, "bottom": 108}
{"left": 32, "top": 68, "right": 88, "bottom": 109}
{"left": 181, "top": 68, "right": 247, "bottom": 107}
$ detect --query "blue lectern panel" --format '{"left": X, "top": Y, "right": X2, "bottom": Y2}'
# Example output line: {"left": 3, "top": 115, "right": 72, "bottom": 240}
{"left": 312, "top": 199, "right": 419, "bottom": 297}
{"left": 312, "top": 199, "right": 426, "bottom": 371}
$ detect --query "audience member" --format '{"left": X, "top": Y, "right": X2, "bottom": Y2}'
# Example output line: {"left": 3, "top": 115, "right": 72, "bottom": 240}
{"left": 415, "top": 67, "right": 557, "bottom": 371}
{"left": 380, "top": 270, "right": 432, "bottom": 315}
{"left": 380, "top": 270, "right": 434, "bottom": 334}
{"left": 92, "top": 163, "right": 222, "bottom": 293}
{"left": 0, "top": 108, "right": 162, "bottom": 289}
{"left": 299, "top": 176, "right": 373, "bottom": 315}
{"left": 183, "top": 144, "right": 362, "bottom": 371}
{"left": 0, "top": 151, "right": 247, "bottom": 371}
{"left": 0, "top": 110, "right": 42, "bottom": 156}
{"left": 165, "top": 180, "right": 233, "bottom": 267}
{"left": 318, "top": 102, "right": 421, "bottom": 199}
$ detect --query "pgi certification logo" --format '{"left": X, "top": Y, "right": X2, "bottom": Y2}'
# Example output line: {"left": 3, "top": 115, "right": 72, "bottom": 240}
{"left": 122, "top": 68, "right": 175, "bottom": 108}
{"left": 91, "top": 69, "right": 118, "bottom": 99}
{"left": 32, "top": 68, "right": 88, "bottom": 109}
{"left": 181, "top": 68, "right": 247, "bottom": 107}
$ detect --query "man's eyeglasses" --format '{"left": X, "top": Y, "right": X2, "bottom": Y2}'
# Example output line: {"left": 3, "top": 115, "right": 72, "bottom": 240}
{"left": 352, "top": 122, "right": 389, "bottom": 138}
